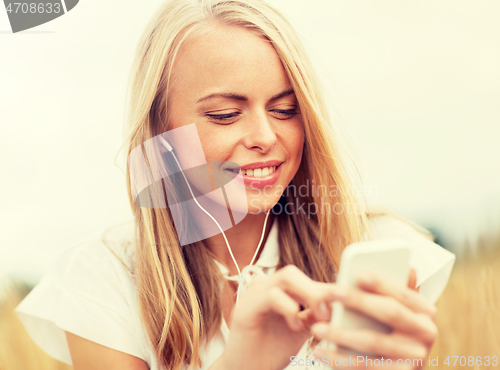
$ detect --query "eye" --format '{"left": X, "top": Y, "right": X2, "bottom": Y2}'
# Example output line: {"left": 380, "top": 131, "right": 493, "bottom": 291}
{"left": 205, "top": 112, "right": 241, "bottom": 125}
{"left": 270, "top": 108, "right": 300, "bottom": 120}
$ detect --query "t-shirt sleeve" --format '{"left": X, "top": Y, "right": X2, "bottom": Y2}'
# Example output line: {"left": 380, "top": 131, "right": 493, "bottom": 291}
{"left": 367, "top": 215, "right": 456, "bottom": 305}
{"left": 14, "top": 241, "right": 146, "bottom": 365}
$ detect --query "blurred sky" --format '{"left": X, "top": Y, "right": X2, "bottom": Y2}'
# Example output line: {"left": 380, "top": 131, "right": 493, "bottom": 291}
{"left": 1, "top": 0, "right": 499, "bottom": 285}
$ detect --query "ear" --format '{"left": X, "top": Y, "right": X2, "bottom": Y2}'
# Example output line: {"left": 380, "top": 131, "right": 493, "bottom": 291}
{"left": 408, "top": 267, "right": 420, "bottom": 292}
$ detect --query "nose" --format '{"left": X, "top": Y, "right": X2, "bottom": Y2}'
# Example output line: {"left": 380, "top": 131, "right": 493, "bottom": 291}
{"left": 242, "top": 112, "right": 277, "bottom": 153}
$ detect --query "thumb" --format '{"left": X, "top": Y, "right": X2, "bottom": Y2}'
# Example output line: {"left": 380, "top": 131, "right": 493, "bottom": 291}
{"left": 408, "top": 267, "right": 420, "bottom": 292}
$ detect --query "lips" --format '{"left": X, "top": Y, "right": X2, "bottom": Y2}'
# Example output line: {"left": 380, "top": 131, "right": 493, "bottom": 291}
{"left": 225, "top": 162, "right": 282, "bottom": 188}
{"left": 239, "top": 160, "right": 283, "bottom": 170}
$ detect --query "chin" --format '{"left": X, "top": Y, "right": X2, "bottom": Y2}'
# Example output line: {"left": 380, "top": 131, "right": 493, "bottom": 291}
{"left": 246, "top": 195, "right": 281, "bottom": 215}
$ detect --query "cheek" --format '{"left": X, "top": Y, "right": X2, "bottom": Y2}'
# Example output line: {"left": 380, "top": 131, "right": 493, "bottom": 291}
{"left": 198, "top": 130, "right": 236, "bottom": 162}
{"left": 285, "top": 123, "right": 305, "bottom": 162}
{"left": 284, "top": 124, "right": 305, "bottom": 181}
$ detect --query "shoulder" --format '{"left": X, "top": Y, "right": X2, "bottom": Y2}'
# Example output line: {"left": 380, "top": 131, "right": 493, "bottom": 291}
{"left": 15, "top": 221, "right": 151, "bottom": 366}
{"left": 365, "top": 212, "right": 456, "bottom": 304}
{"left": 64, "top": 220, "right": 136, "bottom": 272}
{"left": 52, "top": 227, "right": 136, "bottom": 307}
{"left": 38, "top": 221, "right": 137, "bottom": 309}
{"left": 366, "top": 213, "right": 434, "bottom": 243}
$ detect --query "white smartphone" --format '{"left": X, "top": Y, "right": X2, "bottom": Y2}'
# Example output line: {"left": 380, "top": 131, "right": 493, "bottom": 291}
{"left": 318, "top": 239, "right": 411, "bottom": 356}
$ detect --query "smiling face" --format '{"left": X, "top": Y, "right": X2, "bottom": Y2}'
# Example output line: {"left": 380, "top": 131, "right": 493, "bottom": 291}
{"left": 166, "top": 24, "right": 304, "bottom": 214}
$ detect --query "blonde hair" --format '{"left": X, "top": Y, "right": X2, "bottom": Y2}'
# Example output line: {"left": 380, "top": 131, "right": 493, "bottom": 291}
{"left": 117, "top": 0, "right": 371, "bottom": 368}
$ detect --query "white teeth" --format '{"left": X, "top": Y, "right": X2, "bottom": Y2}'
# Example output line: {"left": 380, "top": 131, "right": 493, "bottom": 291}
{"left": 242, "top": 166, "right": 278, "bottom": 177}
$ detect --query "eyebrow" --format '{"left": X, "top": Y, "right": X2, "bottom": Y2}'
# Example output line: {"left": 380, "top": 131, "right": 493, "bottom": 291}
{"left": 196, "top": 88, "right": 295, "bottom": 103}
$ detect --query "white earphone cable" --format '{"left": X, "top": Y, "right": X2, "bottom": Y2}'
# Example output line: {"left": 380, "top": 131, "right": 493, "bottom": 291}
{"left": 166, "top": 146, "right": 270, "bottom": 304}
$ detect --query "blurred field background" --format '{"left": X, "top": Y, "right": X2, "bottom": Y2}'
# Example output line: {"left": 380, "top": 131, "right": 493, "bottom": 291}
{"left": 0, "top": 281, "right": 71, "bottom": 370}
{"left": 427, "top": 241, "right": 500, "bottom": 369}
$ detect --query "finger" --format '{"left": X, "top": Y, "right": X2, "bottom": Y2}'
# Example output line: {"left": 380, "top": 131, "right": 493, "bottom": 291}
{"left": 297, "top": 302, "right": 333, "bottom": 330}
{"left": 267, "top": 286, "right": 303, "bottom": 331}
{"left": 407, "top": 268, "right": 418, "bottom": 292}
{"left": 335, "top": 289, "right": 438, "bottom": 345}
{"left": 357, "top": 271, "right": 437, "bottom": 321}
{"left": 297, "top": 308, "right": 316, "bottom": 330}
{"left": 272, "top": 265, "right": 346, "bottom": 321}
{"left": 311, "top": 323, "right": 428, "bottom": 360}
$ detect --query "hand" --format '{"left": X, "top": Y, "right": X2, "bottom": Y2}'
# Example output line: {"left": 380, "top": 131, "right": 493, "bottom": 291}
{"left": 310, "top": 269, "right": 437, "bottom": 370}
{"left": 218, "top": 265, "right": 346, "bottom": 370}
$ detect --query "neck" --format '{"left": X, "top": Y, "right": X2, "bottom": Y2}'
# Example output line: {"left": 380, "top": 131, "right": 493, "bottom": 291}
{"left": 203, "top": 212, "right": 274, "bottom": 276}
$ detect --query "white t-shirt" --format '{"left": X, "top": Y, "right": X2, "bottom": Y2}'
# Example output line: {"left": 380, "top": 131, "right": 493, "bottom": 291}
{"left": 15, "top": 215, "right": 456, "bottom": 370}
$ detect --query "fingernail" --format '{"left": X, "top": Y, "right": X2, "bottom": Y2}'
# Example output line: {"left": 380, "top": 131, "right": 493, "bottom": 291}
{"left": 311, "top": 323, "right": 329, "bottom": 337}
{"left": 318, "top": 302, "right": 329, "bottom": 320}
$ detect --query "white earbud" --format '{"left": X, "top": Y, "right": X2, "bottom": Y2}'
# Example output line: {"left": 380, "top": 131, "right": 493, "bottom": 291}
{"left": 158, "top": 135, "right": 173, "bottom": 152}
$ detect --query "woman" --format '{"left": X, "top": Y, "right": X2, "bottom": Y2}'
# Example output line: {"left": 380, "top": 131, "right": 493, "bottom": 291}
{"left": 15, "top": 0, "right": 455, "bottom": 369}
